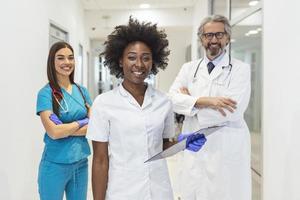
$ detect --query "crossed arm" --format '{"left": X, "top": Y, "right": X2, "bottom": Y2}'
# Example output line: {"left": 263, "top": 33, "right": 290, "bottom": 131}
{"left": 39, "top": 110, "right": 88, "bottom": 139}
{"left": 179, "top": 87, "right": 237, "bottom": 116}
{"left": 169, "top": 61, "right": 250, "bottom": 128}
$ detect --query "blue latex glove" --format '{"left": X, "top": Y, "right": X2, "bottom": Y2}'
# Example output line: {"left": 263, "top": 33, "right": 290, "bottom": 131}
{"left": 76, "top": 118, "right": 89, "bottom": 128}
{"left": 178, "top": 133, "right": 207, "bottom": 152}
{"left": 49, "top": 113, "right": 63, "bottom": 125}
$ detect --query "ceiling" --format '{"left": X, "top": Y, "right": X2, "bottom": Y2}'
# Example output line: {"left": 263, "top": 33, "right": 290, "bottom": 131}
{"left": 81, "top": 0, "right": 262, "bottom": 40}
{"left": 81, "top": 0, "right": 198, "bottom": 10}
{"left": 83, "top": 0, "right": 196, "bottom": 40}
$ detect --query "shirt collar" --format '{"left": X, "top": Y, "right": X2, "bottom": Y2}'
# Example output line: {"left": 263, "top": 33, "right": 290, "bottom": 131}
{"left": 204, "top": 50, "right": 226, "bottom": 66}
{"left": 118, "top": 82, "right": 129, "bottom": 97}
{"left": 119, "top": 82, "right": 154, "bottom": 96}
{"left": 118, "top": 82, "right": 155, "bottom": 108}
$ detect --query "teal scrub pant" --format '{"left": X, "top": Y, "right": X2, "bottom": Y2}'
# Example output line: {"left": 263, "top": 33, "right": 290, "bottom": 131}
{"left": 38, "top": 158, "right": 88, "bottom": 200}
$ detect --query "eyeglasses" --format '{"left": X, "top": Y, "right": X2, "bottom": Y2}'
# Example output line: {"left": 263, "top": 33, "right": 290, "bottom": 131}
{"left": 201, "top": 32, "right": 226, "bottom": 40}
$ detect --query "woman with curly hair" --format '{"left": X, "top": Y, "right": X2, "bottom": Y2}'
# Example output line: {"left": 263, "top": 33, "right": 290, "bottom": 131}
{"left": 86, "top": 17, "right": 206, "bottom": 200}
{"left": 86, "top": 17, "right": 174, "bottom": 200}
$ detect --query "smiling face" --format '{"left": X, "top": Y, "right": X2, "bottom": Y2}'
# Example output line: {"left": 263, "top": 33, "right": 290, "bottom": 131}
{"left": 120, "top": 41, "right": 153, "bottom": 87}
{"left": 54, "top": 47, "right": 75, "bottom": 80}
{"left": 200, "top": 22, "right": 229, "bottom": 60}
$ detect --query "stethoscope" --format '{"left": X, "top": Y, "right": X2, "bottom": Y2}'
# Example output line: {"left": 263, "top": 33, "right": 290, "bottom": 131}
{"left": 52, "top": 90, "right": 69, "bottom": 113}
{"left": 192, "top": 53, "right": 233, "bottom": 83}
{"left": 52, "top": 88, "right": 88, "bottom": 114}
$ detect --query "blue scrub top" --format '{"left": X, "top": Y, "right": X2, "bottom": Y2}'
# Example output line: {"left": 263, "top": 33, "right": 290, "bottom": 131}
{"left": 36, "top": 83, "right": 92, "bottom": 164}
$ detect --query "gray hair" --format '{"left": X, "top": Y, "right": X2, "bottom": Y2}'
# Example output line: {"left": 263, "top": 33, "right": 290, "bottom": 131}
{"left": 197, "top": 15, "right": 231, "bottom": 40}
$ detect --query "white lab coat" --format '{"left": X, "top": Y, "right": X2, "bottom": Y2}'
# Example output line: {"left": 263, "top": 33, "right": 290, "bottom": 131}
{"left": 87, "top": 84, "right": 174, "bottom": 200}
{"left": 169, "top": 52, "right": 252, "bottom": 200}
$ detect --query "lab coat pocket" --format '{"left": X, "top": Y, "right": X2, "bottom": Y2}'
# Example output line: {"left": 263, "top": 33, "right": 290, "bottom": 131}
{"left": 107, "top": 168, "right": 146, "bottom": 199}
{"left": 222, "top": 128, "right": 246, "bottom": 163}
{"left": 213, "top": 71, "right": 231, "bottom": 96}
{"left": 211, "top": 81, "right": 226, "bottom": 97}
{"left": 214, "top": 78, "right": 227, "bottom": 87}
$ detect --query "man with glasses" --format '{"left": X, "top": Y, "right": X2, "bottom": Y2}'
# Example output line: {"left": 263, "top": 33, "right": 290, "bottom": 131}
{"left": 169, "top": 15, "right": 251, "bottom": 200}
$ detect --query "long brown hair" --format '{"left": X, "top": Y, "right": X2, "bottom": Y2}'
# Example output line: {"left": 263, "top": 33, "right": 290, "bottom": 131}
{"left": 47, "top": 41, "right": 75, "bottom": 116}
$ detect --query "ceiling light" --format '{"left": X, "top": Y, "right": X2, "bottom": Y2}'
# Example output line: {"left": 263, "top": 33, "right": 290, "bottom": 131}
{"left": 248, "top": 30, "right": 259, "bottom": 35}
{"left": 245, "top": 29, "right": 259, "bottom": 37}
{"left": 140, "top": 3, "right": 150, "bottom": 9}
{"left": 249, "top": 0, "right": 259, "bottom": 6}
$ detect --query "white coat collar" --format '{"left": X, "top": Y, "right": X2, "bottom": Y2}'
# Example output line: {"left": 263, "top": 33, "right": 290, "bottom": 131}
{"left": 119, "top": 82, "right": 154, "bottom": 109}
{"left": 204, "top": 51, "right": 226, "bottom": 66}
{"left": 201, "top": 51, "right": 230, "bottom": 80}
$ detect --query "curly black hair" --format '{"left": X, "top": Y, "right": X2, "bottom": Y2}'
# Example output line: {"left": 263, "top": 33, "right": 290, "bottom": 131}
{"left": 102, "top": 17, "right": 170, "bottom": 78}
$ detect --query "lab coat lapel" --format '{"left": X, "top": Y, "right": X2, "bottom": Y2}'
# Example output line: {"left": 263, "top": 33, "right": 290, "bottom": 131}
{"left": 119, "top": 83, "right": 139, "bottom": 107}
{"left": 142, "top": 85, "right": 153, "bottom": 109}
{"left": 209, "top": 52, "right": 229, "bottom": 80}
{"left": 119, "top": 83, "right": 153, "bottom": 109}
{"left": 198, "top": 60, "right": 210, "bottom": 80}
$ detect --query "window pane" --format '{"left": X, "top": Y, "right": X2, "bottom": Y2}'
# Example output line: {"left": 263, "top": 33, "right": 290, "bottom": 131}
{"left": 231, "top": 10, "right": 262, "bottom": 134}
{"left": 231, "top": 10, "right": 262, "bottom": 200}
{"left": 231, "top": 0, "right": 260, "bottom": 19}
{"left": 213, "top": 0, "right": 229, "bottom": 18}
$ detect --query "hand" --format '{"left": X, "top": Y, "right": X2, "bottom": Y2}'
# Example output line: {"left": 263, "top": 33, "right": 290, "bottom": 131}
{"left": 179, "top": 87, "right": 190, "bottom": 95}
{"left": 196, "top": 97, "right": 237, "bottom": 116}
{"left": 49, "top": 113, "right": 63, "bottom": 125}
{"left": 178, "top": 133, "right": 207, "bottom": 152}
{"left": 76, "top": 117, "right": 89, "bottom": 128}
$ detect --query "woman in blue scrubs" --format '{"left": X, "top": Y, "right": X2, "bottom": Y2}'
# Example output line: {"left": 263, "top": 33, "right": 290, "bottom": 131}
{"left": 36, "top": 42, "right": 92, "bottom": 200}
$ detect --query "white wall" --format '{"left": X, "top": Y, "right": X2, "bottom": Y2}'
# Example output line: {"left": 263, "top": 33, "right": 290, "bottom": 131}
{"left": 0, "top": 0, "right": 89, "bottom": 199}
{"left": 156, "top": 0, "right": 208, "bottom": 92}
{"left": 156, "top": 27, "right": 192, "bottom": 92}
{"left": 263, "top": 0, "right": 300, "bottom": 200}
{"left": 191, "top": 0, "right": 209, "bottom": 60}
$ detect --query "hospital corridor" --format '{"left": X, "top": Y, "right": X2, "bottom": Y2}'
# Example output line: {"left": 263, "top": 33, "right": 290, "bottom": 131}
{"left": 1, "top": 0, "right": 299, "bottom": 200}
